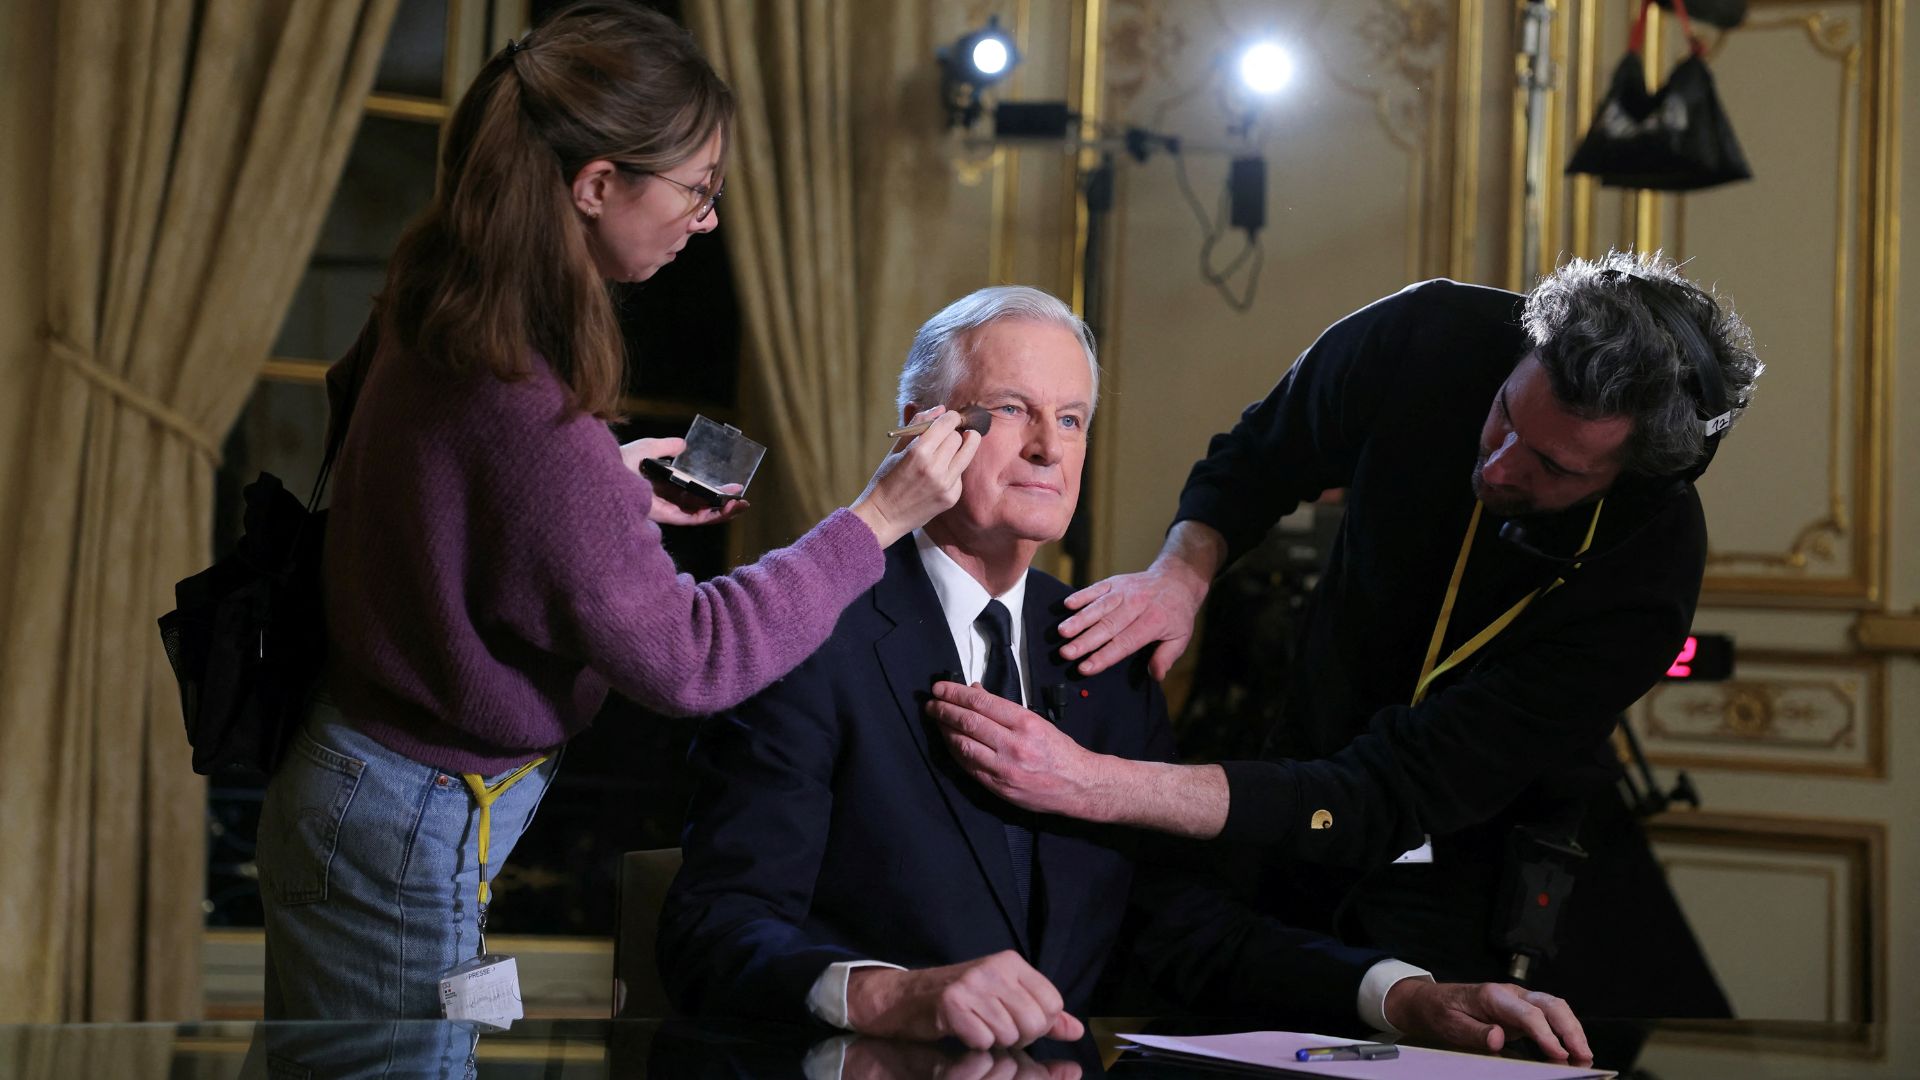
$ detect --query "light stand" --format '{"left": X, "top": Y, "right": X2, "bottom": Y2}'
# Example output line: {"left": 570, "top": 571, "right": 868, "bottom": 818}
{"left": 1062, "top": 150, "right": 1116, "bottom": 585}
{"left": 969, "top": 117, "right": 1262, "bottom": 583}
{"left": 1518, "top": 0, "right": 1555, "bottom": 288}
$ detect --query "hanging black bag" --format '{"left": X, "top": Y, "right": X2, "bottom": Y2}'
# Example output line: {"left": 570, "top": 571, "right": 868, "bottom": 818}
{"left": 157, "top": 318, "right": 372, "bottom": 775}
{"left": 1566, "top": 0, "right": 1752, "bottom": 191}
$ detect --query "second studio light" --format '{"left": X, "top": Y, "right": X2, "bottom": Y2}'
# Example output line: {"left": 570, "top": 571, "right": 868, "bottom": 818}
{"left": 937, "top": 15, "right": 1022, "bottom": 127}
{"left": 1237, "top": 40, "right": 1295, "bottom": 95}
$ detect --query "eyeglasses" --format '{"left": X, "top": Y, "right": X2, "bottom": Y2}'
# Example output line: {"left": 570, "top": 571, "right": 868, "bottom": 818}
{"left": 618, "top": 165, "right": 723, "bottom": 222}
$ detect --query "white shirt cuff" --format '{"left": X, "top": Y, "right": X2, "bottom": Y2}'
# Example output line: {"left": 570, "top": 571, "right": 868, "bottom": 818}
{"left": 805, "top": 959, "right": 908, "bottom": 1030}
{"left": 1357, "top": 959, "right": 1433, "bottom": 1034}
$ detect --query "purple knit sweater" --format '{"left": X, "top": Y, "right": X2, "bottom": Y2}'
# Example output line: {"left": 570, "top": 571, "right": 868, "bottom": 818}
{"left": 321, "top": 333, "right": 883, "bottom": 775}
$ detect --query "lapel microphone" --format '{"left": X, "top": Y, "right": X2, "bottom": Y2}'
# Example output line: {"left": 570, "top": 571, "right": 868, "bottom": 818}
{"left": 1041, "top": 684, "right": 1071, "bottom": 725}
{"left": 935, "top": 671, "right": 1068, "bottom": 723}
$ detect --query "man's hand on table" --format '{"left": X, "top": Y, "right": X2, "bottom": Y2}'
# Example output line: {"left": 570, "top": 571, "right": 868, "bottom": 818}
{"left": 846, "top": 951, "right": 1085, "bottom": 1051}
{"left": 1384, "top": 979, "right": 1593, "bottom": 1065}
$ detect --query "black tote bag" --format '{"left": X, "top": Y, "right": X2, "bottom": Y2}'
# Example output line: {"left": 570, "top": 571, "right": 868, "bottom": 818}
{"left": 1566, "top": 0, "right": 1752, "bottom": 192}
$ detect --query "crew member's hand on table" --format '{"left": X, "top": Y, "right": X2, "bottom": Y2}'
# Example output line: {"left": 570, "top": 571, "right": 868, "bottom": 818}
{"left": 840, "top": 1036, "right": 1082, "bottom": 1080}
{"left": 620, "top": 436, "right": 752, "bottom": 526}
{"left": 1384, "top": 980, "right": 1593, "bottom": 1065}
{"left": 845, "top": 950, "right": 1085, "bottom": 1051}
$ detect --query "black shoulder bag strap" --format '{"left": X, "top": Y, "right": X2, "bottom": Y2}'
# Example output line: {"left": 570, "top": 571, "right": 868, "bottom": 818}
{"left": 284, "top": 314, "right": 376, "bottom": 572}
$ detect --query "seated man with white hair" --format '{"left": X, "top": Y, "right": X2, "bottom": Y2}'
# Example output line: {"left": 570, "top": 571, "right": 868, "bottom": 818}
{"left": 658, "top": 285, "right": 1591, "bottom": 1062}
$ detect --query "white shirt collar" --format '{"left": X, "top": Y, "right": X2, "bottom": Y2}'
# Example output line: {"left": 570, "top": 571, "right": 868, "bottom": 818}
{"left": 913, "top": 529, "right": 1029, "bottom": 697}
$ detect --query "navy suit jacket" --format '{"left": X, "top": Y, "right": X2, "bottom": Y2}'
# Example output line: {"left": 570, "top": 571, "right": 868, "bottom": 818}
{"left": 659, "top": 539, "right": 1389, "bottom": 1028}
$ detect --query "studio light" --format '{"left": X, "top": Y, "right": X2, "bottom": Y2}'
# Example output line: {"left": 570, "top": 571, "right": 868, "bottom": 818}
{"left": 938, "top": 16, "right": 1022, "bottom": 128}
{"left": 926, "top": 20, "right": 1286, "bottom": 319}
{"left": 971, "top": 35, "right": 1011, "bottom": 79}
{"left": 1237, "top": 40, "right": 1295, "bottom": 96}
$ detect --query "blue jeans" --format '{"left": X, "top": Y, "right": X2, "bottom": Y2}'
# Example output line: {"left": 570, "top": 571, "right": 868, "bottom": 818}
{"left": 258, "top": 701, "right": 561, "bottom": 1022}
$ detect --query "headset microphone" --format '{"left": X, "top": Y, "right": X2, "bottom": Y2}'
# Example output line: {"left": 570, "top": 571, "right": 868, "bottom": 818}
{"left": 1497, "top": 520, "right": 1580, "bottom": 566}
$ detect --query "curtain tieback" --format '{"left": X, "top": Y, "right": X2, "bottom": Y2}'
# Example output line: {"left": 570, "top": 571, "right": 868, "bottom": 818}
{"left": 45, "top": 330, "right": 225, "bottom": 465}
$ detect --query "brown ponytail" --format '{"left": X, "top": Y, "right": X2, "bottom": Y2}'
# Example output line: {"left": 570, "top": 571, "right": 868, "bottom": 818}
{"left": 379, "top": 1, "right": 733, "bottom": 419}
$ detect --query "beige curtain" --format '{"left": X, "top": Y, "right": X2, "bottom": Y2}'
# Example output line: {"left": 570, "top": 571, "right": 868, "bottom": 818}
{"left": 687, "top": 0, "right": 961, "bottom": 547}
{"left": 0, "top": 0, "right": 397, "bottom": 1022}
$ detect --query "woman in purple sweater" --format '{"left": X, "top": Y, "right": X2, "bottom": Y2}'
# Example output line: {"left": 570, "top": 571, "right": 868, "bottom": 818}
{"left": 254, "top": 3, "right": 979, "bottom": 1022}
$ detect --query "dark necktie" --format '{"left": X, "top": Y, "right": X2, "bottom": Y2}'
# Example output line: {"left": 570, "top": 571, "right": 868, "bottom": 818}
{"left": 974, "top": 599, "right": 1034, "bottom": 919}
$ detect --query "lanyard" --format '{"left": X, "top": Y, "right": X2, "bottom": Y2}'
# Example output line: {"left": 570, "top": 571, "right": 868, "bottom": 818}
{"left": 461, "top": 757, "right": 547, "bottom": 954}
{"left": 1412, "top": 499, "right": 1604, "bottom": 706}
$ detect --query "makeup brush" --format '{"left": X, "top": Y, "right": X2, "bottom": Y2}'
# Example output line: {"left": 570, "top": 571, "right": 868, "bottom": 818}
{"left": 887, "top": 405, "right": 993, "bottom": 441}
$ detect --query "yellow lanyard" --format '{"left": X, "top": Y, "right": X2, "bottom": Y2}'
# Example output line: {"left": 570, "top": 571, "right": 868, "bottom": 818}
{"left": 1411, "top": 499, "right": 1604, "bottom": 706}
{"left": 461, "top": 757, "right": 548, "bottom": 912}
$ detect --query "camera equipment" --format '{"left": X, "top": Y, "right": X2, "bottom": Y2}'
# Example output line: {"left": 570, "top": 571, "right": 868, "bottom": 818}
{"left": 1495, "top": 825, "right": 1589, "bottom": 984}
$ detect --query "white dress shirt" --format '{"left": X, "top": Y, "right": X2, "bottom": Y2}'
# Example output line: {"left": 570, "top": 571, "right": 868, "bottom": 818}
{"left": 804, "top": 530, "right": 1430, "bottom": 1034}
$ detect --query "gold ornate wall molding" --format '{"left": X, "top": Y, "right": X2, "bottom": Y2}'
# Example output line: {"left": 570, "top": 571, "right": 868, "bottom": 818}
{"left": 1695, "top": 4, "right": 1890, "bottom": 608}
{"left": 1633, "top": 649, "right": 1886, "bottom": 777}
{"left": 1305, "top": 0, "right": 1481, "bottom": 280}
{"left": 1082, "top": 0, "right": 1482, "bottom": 580}
{"left": 1101, "top": 0, "right": 1193, "bottom": 120}
{"left": 1307, "top": 0, "right": 1450, "bottom": 154}
{"left": 1307, "top": 0, "right": 1440, "bottom": 282}
{"left": 1646, "top": 812, "right": 1886, "bottom": 1026}
{"left": 1514, "top": 1, "right": 1899, "bottom": 608}
{"left": 1697, "top": 4, "right": 1873, "bottom": 599}
{"left": 1853, "top": 608, "right": 1920, "bottom": 652}
{"left": 1096, "top": 0, "right": 1479, "bottom": 282}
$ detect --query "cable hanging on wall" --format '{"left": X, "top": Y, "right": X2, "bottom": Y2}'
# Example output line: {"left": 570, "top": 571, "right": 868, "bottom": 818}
{"left": 1172, "top": 152, "right": 1263, "bottom": 313}
{"left": 935, "top": 19, "right": 1295, "bottom": 316}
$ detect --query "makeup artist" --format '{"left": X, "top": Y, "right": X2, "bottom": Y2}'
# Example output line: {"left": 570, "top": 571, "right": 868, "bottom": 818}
{"left": 253, "top": 2, "right": 981, "bottom": 1021}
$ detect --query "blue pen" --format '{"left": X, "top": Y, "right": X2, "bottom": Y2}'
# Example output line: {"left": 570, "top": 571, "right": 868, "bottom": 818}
{"left": 1296, "top": 1042, "right": 1400, "bottom": 1062}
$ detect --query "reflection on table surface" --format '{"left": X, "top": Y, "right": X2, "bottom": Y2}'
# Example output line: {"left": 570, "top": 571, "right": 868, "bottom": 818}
{"left": 0, "top": 1016, "right": 1900, "bottom": 1079}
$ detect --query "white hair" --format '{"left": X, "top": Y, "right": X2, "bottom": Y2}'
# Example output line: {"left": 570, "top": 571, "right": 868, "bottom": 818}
{"left": 896, "top": 285, "right": 1100, "bottom": 421}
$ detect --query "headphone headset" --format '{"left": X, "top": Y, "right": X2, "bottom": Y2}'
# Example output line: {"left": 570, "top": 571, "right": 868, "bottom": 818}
{"left": 1613, "top": 269, "right": 1732, "bottom": 485}
{"left": 1498, "top": 270, "right": 1731, "bottom": 564}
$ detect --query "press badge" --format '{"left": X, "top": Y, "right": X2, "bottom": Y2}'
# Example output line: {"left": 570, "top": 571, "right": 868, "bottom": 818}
{"left": 443, "top": 759, "right": 547, "bottom": 1031}
{"left": 439, "top": 954, "right": 523, "bottom": 1029}
{"left": 1392, "top": 835, "right": 1435, "bottom": 864}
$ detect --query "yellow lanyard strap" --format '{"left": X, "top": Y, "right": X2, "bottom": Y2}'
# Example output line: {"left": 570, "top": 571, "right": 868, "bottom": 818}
{"left": 1412, "top": 499, "right": 1604, "bottom": 706}
{"left": 461, "top": 757, "right": 548, "bottom": 909}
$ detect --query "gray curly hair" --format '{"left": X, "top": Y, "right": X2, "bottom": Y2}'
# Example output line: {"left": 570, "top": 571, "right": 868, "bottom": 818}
{"left": 1523, "top": 250, "right": 1763, "bottom": 476}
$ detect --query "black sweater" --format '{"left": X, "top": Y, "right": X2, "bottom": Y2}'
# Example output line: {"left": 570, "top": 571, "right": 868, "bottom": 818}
{"left": 1175, "top": 279, "right": 1706, "bottom": 867}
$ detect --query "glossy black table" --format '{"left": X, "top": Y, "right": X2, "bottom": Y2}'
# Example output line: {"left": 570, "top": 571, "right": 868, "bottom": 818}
{"left": 0, "top": 1017, "right": 1899, "bottom": 1078}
